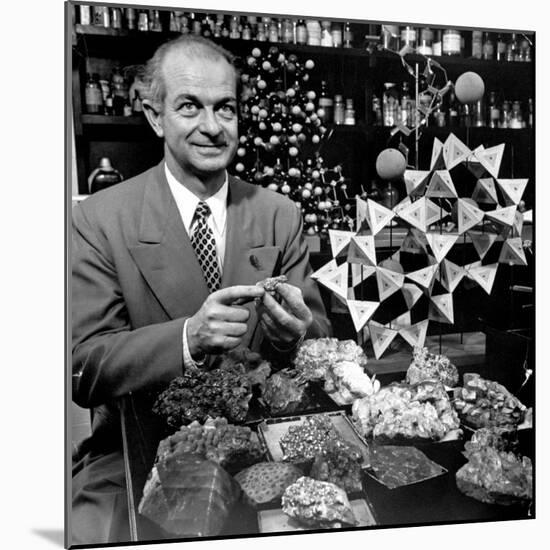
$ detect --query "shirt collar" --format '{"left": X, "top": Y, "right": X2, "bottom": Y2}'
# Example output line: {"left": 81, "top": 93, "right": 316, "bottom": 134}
{"left": 164, "top": 163, "right": 228, "bottom": 235}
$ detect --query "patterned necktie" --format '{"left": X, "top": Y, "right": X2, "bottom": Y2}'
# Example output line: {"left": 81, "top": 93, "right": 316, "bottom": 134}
{"left": 190, "top": 201, "right": 221, "bottom": 292}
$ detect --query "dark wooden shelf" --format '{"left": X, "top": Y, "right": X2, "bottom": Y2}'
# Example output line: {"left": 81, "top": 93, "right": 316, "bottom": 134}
{"left": 81, "top": 114, "right": 147, "bottom": 126}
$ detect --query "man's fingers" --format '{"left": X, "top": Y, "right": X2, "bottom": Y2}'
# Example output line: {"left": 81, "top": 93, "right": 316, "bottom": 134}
{"left": 260, "top": 293, "right": 301, "bottom": 332}
{"left": 213, "top": 285, "right": 265, "bottom": 305}
{"left": 211, "top": 321, "right": 249, "bottom": 338}
{"left": 214, "top": 304, "right": 250, "bottom": 323}
{"left": 272, "top": 282, "right": 311, "bottom": 320}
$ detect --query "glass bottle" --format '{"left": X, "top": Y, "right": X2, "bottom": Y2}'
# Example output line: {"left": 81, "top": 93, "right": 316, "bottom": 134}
{"left": 471, "top": 30, "right": 482, "bottom": 58}
{"left": 519, "top": 36, "right": 531, "bottom": 61}
{"left": 482, "top": 32, "right": 494, "bottom": 60}
{"left": 510, "top": 100, "right": 523, "bottom": 128}
{"left": 229, "top": 15, "right": 240, "bottom": 39}
{"left": 442, "top": 29, "right": 461, "bottom": 55}
{"left": 496, "top": 34, "right": 507, "bottom": 61}
{"left": 344, "top": 98, "right": 356, "bottom": 125}
{"left": 400, "top": 81, "right": 411, "bottom": 127}
{"left": 111, "top": 7, "right": 122, "bottom": 29}
{"left": 343, "top": 22, "right": 354, "bottom": 48}
{"left": 137, "top": 10, "right": 148, "bottom": 32}
{"left": 79, "top": 5, "right": 91, "bottom": 25}
{"left": 382, "top": 83, "right": 399, "bottom": 127}
{"left": 84, "top": 73, "right": 104, "bottom": 114}
{"left": 296, "top": 19, "right": 307, "bottom": 45}
{"left": 318, "top": 80, "right": 333, "bottom": 123}
{"left": 401, "top": 26, "right": 417, "bottom": 50}
{"left": 282, "top": 18, "right": 294, "bottom": 43}
{"left": 132, "top": 90, "right": 143, "bottom": 114}
{"left": 257, "top": 17, "right": 269, "bottom": 42}
{"left": 125, "top": 8, "right": 136, "bottom": 30}
{"left": 432, "top": 29, "right": 442, "bottom": 56}
{"left": 333, "top": 94, "right": 345, "bottom": 125}
{"left": 242, "top": 19, "right": 252, "bottom": 40}
{"left": 213, "top": 13, "right": 224, "bottom": 37}
{"left": 150, "top": 10, "right": 162, "bottom": 32}
{"left": 487, "top": 91, "right": 500, "bottom": 128}
{"left": 93, "top": 6, "right": 109, "bottom": 28}
{"left": 321, "top": 21, "right": 333, "bottom": 46}
{"left": 448, "top": 89, "right": 459, "bottom": 126}
{"left": 268, "top": 18, "right": 279, "bottom": 42}
{"left": 306, "top": 19, "right": 321, "bottom": 46}
{"left": 528, "top": 98, "right": 533, "bottom": 127}
{"left": 372, "top": 94, "right": 383, "bottom": 125}
{"left": 506, "top": 33, "right": 518, "bottom": 61}
{"left": 500, "top": 100, "right": 511, "bottom": 128}
{"left": 169, "top": 11, "right": 179, "bottom": 32}
{"left": 417, "top": 28, "right": 433, "bottom": 55}
{"left": 89, "top": 158, "right": 123, "bottom": 194}
{"left": 331, "top": 22, "right": 343, "bottom": 47}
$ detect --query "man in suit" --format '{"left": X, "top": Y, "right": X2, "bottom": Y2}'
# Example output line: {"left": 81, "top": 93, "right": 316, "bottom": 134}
{"left": 71, "top": 35, "right": 330, "bottom": 544}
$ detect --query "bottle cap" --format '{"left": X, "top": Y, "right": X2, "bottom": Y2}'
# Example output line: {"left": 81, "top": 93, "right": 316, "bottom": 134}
{"left": 99, "top": 157, "right": 114, "bottom": 171}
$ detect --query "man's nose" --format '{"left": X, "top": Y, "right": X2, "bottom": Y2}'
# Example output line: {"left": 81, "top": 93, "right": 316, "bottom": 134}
{"left": 199, "top": 108, "right": 222, "bottom": 136}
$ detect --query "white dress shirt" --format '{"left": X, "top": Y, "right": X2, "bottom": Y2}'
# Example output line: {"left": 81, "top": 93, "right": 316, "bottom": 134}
{"left": 164, "top": 163, "right": 228, "bottom": 369}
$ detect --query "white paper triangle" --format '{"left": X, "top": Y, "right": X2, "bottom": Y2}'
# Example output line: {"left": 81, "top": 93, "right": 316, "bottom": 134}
{"left": 425, "top": 198, "right": 449, "bottom": 227}
{"left": 347, "top": 300, "right": 380, "bottom": 332}
{"left": 485, "top": 205, "right": 517, "bottom": 227}
{"left": 350, "top": 263, "right": 377, "bottom": 287}
{"left": 497, "top": 179, "right": 528, "bottom": 206}
{"left": 406, "top": 264, "right": 438, "bottom": 289}
{"left": 368, "top": 321, "right": 399, "bottom": 359}
{"left": 472, "top": 177, "right": 499, "bottom": 204}
{"left": 356, "top": 196, "right": 369, "bottom": 232}
{"left": 311, "top": 259, "right": 338, "bottom": 281}
{"left": 475, "top": 143, "right": 505, "bottom": 178}
{"left": 404, "top": 170, "right": 430, "bottom": 197}
{"left": 347, "top": 235, "right": 377, "bottom": 266}
{"left": 366, "top": 199, "right": 395, "bottom": 235}
{"left": 426, "top": 170, "right": 458, "bottom": 199}
{"left": 439, "top": 258, "right": 465, "bottom": 293}
{"left": 431, "top": 293, "right": 454, "bottom": 324}
{"left": 396, "top": 197, "right": 427, "bottom": 232}
{"left": 430, "top": 137, "right": 445, "bottom": 170}
{"left": 399, "top": 319, "right": 429, "bottom": 347}
{"left": 514, "top": 211, "right": 524, "bottom": 235}
{"left": 376, "top": 266, "right": 404, "bottom": 301}
{"left": 426, "top": 232, "right": 459, "bottom": 263}
{"left": 443, "top": 133, "right": 472, "bottom": 170}
{"left": 328, "top": 229, "right": 354, "bottom": 258}
{"left": 394, "top": 196, "right": 412, "bottom": 216}
{"left": 400, "top": 229, "right": 428, "bottom": 255}
{"left": 456, "top": 198, "right": 485, "bottom": 234}
{"left": 469, "top": 231, "right": 498, "bottom": 260}
{"left": 391, "top": 311, "right": 412, "bottom": 329}
{"left": 316, "top": 261, "right": 349, "bottom": 299}
{"left": 402, "top": 283, "right": 424, "bottom": 309}
{"left": 499, "top": 237, "right": 528, "bottom": 266}
{"left": 467, "top": 263, "right": 498, "bottom": 294}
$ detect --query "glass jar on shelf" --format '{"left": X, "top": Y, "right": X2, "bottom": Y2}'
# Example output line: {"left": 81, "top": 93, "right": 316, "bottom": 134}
{"left": 471, "top": 30, "right": 482, "bottom": 58}
{"left": 321, "top": 21, "right": 333, "bottom": 46}
{"left": 400, "top": 26, "right": 417, "bottom": 51}
{"left": 417, "top": 28, "right": 433, "bottom": 55}
{"left": 88, "top": 157, "right": 123, "bottom": 194}
{"left": 344, "top": 98, "right": 355, "bottom": 125}
{"left": 382, "top": 83, "right": 400, "bottom": 127}
{"left": 306, "top": 19, "right": 321, "bottom": 46}
{"left": 442, "top": 29, "right": 461, "bottom": 56}
{"left": 496, "top": 33, "right": 507, "bottom": 61}
{"left": 334, "top": 94, "right": 345, "bottom": 125}
{"left": 482, "top": 32, "right": 494, "bottom": 60}
{"left": 343, "top": 22, "right": 354, "bottom": 48}
{"left": 331, "top": 22, "right": 343, "bottom": 47}
{"left": 432, "top": 29, "right": 442, "bottom": 55}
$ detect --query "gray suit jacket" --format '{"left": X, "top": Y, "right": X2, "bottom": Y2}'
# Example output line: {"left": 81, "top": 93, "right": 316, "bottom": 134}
{"left": 72, "top": 161, "right": 330, "bottom": 427}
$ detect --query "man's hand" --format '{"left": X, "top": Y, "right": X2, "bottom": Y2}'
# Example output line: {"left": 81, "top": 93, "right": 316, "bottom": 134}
{"left": 257, "top": 282, "right": 313, "bottom": 350}
{"left": 187, "top": 285, "right": 265, "bottom": 358}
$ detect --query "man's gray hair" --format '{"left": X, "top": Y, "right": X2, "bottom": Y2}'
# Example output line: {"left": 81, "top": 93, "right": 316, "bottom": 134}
{"left": 138, "top": 35, "right": 239, "bottom": 110}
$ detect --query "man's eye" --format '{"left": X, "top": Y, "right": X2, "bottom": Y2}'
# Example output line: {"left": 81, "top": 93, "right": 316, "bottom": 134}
{"left": 219, "top": 104, "right": 237, "bottom": 117}
{"left": 180, "top": 102, "right": 198, "bottom": 114}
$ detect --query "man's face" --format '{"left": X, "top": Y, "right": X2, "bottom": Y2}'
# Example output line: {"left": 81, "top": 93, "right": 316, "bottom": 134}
{"left": 156, "top": 49, "right": 239, "bottom": 180}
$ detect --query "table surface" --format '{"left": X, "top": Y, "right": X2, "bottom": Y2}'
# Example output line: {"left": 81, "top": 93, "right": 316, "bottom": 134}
{"left": 119, "top": 389, "right": 534, "bottom": 543}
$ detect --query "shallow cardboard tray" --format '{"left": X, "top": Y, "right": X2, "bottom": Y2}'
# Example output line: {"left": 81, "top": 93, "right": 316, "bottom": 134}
{"left": 257, "top": 498, "right": 376, "bottom": 533}
{"left": 257, "top": 411, "right": 370, "bottom": 468}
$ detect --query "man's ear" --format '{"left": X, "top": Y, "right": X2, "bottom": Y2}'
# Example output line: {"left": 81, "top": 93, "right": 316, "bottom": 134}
{"left": 142, "top": 100, "right": 164, "bottom": 138}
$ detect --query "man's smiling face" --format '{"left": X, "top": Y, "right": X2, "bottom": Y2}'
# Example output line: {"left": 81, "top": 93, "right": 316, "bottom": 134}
{"left": 157, "top": 47, "right": 239, "bottom": 181}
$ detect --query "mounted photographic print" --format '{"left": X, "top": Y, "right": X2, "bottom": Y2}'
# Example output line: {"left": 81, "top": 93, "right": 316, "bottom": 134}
{"left": 66, "top": 0, "right": 535, "bottom": 547}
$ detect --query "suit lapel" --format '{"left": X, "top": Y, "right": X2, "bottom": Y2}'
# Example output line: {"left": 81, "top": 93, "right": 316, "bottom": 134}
{"left": 128, "top": 163, "right": 209, "bottom": 320}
